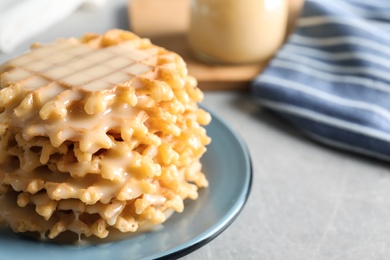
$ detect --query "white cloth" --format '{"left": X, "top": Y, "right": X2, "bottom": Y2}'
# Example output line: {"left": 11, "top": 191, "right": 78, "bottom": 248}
{"left": 0, "top": 0, "right": 107, "bottom": 53}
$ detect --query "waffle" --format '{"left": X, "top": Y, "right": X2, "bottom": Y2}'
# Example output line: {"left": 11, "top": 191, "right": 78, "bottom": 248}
{"left": 0, "top": 29, "right": 211, "bottom": 241}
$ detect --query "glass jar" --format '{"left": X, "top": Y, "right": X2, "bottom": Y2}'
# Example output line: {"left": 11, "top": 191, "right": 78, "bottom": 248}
{"left": 188, "top": 0, "right": 288, "bottom": 64}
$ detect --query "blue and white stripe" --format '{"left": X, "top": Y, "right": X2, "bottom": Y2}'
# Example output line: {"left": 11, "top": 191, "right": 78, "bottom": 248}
{"left": 252, "top": 0, "right": 390, "bottom": 160}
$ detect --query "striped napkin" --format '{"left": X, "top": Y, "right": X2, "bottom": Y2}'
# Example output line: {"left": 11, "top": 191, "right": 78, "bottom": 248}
{"left": 252, "top": 0, "right": 390, "bottom": 161}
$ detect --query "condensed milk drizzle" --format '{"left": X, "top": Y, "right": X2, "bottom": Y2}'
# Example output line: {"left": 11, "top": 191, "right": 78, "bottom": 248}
{"left": 0, "top": 38, "right": 156, "bottom": 152}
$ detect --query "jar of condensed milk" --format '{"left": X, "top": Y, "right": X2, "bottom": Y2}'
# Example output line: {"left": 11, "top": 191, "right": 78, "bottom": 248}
{"left": 188, "top": 0, "right": 288, "bottom": 64}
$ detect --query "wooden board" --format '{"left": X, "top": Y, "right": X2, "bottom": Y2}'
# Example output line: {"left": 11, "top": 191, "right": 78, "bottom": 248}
{"left": 128, "top": 0, "right": 304, "bottom": 90}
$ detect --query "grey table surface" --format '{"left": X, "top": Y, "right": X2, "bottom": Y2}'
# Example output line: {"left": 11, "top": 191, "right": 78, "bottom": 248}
{"left": 2, "top": 1, "right": 390, "bottom": 259}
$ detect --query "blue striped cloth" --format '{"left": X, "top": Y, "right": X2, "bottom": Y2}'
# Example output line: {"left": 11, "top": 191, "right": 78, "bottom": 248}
{"left": 252, "top": 0, "right": 390, "bottom": 161}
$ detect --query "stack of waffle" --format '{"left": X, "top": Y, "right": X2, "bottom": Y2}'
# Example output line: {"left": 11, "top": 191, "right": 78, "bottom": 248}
{"left": 0, "top": 29, "right": 211, "bottom": 241}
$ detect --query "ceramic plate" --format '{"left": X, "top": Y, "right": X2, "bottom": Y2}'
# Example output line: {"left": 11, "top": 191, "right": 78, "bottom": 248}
{"left": 0, "top": 108, "right": 252, "bottom": 260}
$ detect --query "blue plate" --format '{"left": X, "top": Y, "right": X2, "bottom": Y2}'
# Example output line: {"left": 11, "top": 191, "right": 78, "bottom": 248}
{"left": 0, "top": 108, "right": 252, "bottom": 260}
